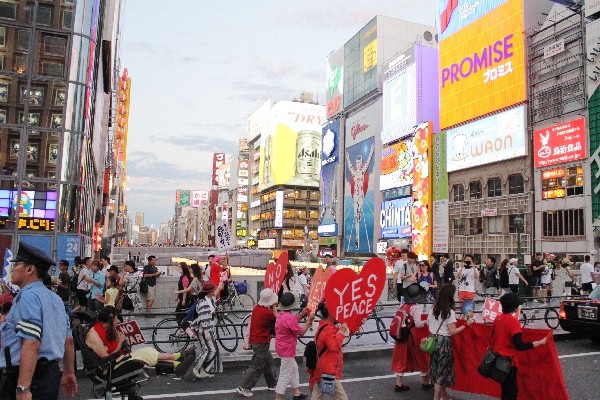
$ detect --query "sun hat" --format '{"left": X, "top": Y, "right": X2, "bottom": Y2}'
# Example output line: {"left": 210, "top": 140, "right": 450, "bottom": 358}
{"left": 404, "top": 283, "right": 427, "bottom": 304}
{"left": 201, "top": 281, "right": 216, "bottom": 294}
{"left": 258, "top": 288, "right": 278, "bottom": 307}
{"left": 279, "top": 292, "right": 297, "bottom": 311}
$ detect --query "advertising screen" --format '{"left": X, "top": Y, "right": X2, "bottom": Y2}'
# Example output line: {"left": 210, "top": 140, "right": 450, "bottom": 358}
{"left": 446, "top": 105, "right": 526, "bottom": 172}
{"left": 343, "top": 136, "right": 376, "bottom": 254}
{"left": 411, "top": 122, "right": 432, "bottom": 259}
{"left": 319, "top": 119, "right": 340, "bottom": 236}
{"left": 326, "top": 47, "right": 344, "bottom": 118}
{"left": 0, "top": 190, "right": 57, "bottom": 219}
{"left": 343, "top": 17, "right": 378, "bottom": 108}
{"left": 212, "top": 153, "right": 225, "bottom": 186}
{"left": 380, "top": 139, "right": 415, "bottom": 191}
{"left": 533, "top": 118, "right": 587, "bottom": 168}
{"left": 439, "top": 0, "right": 526, "bottom": 129}
{"left": 258, "top": 101, "right": 325, "bottom": 191}
{"left": 381, "top": 197, "right": 412, "bottom": 239}
{"left": 382, "top": 63, "right": 417, "bottom": 144}
{"left": 432, "top": 132, "right": 449, "bottom": 253}
{"left": 345, "top": 98, "right": 382, "bottom": 147}
{"left": 438, "top": 0, "right": 507, "bottom": 40}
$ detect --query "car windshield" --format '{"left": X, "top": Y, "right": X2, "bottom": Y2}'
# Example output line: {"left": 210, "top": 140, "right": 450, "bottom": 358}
{"left": 589, "top": 285, "right": 600, "bottom": 300}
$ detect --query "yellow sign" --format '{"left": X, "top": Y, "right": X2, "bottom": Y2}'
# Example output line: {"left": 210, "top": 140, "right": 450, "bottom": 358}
{"left": 363, "top": 39, "right": 378, "bottom": 72}
{"left": 18, "top": 217, "right": 55, "bottom": 231}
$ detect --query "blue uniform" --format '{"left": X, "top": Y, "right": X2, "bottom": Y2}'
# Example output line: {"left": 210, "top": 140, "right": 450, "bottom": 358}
{"left": 0, "top": 281, "right": 71, "bottom": 368}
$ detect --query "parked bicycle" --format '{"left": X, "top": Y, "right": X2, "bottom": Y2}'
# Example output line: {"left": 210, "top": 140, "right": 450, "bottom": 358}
{"left": 519, "top": 297, "right": 560, "bottom": 330}
{"left": 220, "top": 280, "right": 256, "bottom": 319}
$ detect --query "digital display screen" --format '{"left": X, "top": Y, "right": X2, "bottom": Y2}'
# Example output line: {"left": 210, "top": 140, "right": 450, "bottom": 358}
{"left": 0, "top": 190, "right": 57, "bottom": 219}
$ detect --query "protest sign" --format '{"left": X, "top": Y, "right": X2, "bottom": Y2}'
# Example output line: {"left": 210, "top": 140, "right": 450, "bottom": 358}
{"left": 116, "top": 320, "right": 146, "bottom": 346}
{"left": 324, "top": 257, "right": 386, "bottom": 332}
{"left": 264, "top": 251, "right": 288, "bottom": 294}
{"left": 306, "top": 266, "right": 333, "bottom": 316}
{"left": 216, "top": 220, "right": 233, "bottom": 251}
{"left": 482, "top": 297, "right": 520, "bottom": 322}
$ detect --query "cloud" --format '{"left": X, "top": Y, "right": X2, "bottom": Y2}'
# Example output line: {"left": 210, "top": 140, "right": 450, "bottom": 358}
{"left": 159, "top": 134, "right": 240, "bottom": 155}
{"left": 124, "top": 41, "right": 158, "bottom": 55}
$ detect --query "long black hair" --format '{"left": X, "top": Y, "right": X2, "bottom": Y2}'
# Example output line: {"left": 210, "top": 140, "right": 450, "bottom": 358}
{"left": 97, "top": 305, "right": 118, "bottom": 342}
{"left": 432, "top": 284, "right": 456, "bottom": 320}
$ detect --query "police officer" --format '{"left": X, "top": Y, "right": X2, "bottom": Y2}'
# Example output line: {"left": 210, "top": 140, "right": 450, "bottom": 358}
{"left": 0, "top": 242, "right": 77, "bottom": 399}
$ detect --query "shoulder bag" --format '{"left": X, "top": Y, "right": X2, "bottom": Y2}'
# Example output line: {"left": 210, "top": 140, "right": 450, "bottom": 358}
{"left": 477, "top": 322, "right": 513, "bottom": 383}
{"left": 139, "top": 276, "right": 148, "bottom": 294}
{"left": 420, "top": 315, "right": 444, "bottom": 353}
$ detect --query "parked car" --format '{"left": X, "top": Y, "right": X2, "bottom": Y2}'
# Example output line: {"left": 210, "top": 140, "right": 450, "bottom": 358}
{"left": 559, "top": 285, "right": 600, "bottom": 342}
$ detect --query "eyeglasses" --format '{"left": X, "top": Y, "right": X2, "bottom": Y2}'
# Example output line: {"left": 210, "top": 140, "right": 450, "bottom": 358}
{"left": 418, "top": 264, "right": 425, "bottom": 267}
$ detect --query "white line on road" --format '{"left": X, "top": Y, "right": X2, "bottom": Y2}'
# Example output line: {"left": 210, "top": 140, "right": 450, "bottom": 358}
{"left": 87, "top": 352, "right": 600, "bottom": 399}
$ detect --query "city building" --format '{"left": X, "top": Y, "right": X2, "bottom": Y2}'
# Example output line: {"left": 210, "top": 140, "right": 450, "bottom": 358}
{"left": 0, "top": 0, "right": 124, "bottom": 269}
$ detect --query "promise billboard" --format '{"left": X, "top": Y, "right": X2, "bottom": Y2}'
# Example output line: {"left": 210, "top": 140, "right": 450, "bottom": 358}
{"left": 439, "top": 0, "right": 526, "bottom": 129}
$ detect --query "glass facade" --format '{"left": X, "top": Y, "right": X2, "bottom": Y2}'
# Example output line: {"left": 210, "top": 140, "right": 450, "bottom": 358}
{"left": 0, "top": 0, "right": 106, "bottom": 255}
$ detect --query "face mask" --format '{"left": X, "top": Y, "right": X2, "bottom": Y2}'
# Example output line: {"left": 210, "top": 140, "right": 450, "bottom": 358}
{"left": 464, "top": 261, "right": 472, "bottom": 268}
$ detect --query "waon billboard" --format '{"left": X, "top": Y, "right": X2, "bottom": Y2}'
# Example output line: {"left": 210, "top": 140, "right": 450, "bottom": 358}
{"left": 533, "top": 118, "right": 587, "bottom": 168}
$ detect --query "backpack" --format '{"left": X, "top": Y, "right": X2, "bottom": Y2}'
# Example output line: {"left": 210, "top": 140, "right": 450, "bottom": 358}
{"left": 70, "top": 270, "right": 83, "bottom": 293}
{"left": 499, "top": 267, "right": 509, "bottom": 287}
{"left": 389, "top": 305, "right": 415, "bottom": 343}
{"left": 303, "top": 325, "right": 327, "bottom": 369}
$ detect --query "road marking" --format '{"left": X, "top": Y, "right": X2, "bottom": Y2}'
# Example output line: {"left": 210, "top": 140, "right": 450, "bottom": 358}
{"left": 87, "top": 352, "right": 600, "bottom": 398}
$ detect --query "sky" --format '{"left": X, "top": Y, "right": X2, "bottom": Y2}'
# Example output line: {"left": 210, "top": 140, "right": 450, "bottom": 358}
{"left": 120, "top": 0, "right": 437, "bottom": 228}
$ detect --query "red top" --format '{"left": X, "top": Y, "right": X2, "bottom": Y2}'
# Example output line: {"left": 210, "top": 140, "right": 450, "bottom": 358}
{"left": 93, "top": 321, "right": 120, "bottom": 355}
{"left": 249, "top": 304, "right": 275, "bottom": 344}
{"left": 491, "top": 313, "right": 522, "bottom": 367}
{"left": 314, "top": 319, "right": 345, "bottom": 380}
{"left": 209, "top": 262, "right": 223, "bottom": 288}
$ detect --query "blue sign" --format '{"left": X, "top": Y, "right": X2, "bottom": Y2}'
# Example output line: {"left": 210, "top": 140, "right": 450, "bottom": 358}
{"left": 380, "top": 197, "right": 412, "bottom": 239}
{"left": 56, "top": 234, "right": 81, "bottom": 273}
{"left": 320, "top": 119, "right": 340, "bottom": 235}
{"left": 438, "top": 0, "right": 507, "bottom": 41}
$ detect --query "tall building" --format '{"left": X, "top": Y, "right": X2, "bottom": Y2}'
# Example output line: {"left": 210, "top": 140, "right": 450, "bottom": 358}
{"left": 134, "top": 211, "right": 144, "bottom": 227}
{"left": 0, "top": 0, "right": 124, "bottom": 269}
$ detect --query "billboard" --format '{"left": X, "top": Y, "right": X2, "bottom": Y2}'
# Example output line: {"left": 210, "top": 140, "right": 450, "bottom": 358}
{"left": 319, "top": 119, "right": 340, "bottom": 236}
{"left": 175, "top": 190, "right": 191, "bottom": 206}
{"left": 380, "top": 139, "right": 415, "bottom": 191}
{"left": 533, "top": 118, "right": 587, "bottom": 168}
{"left": 382, "top": 63, "right": 417, "bottom": 143}
{"left": 191, "top": 190, "right": 208, "bottom": 207}
{"left": 326, "top": 47, "right": 344, "bottom": 118}
{"left": 438, "top": 0, "right": 507, "bottom": 40}
{"left": 411, "top": 122, "right": 432, "bottom": 259}
{"left": 439, "top": 0, "right": 526, "bottom": 129}
{"left": 258, "top": 101, "right": 325, "bottom": 191}
{"left": 239, "top": 138, "right": 249, "bottom": 153}
{"left": 345, "top": 98, "right": 382, "bottom": 147}
{"left": 432, "top": 132, "right": 449, "bottom": 253}
{"left": 381, "top": 197, "right": 412, "bottom": 239}
{"left": 343, "top": 17, "right": 378, "bottom": 107}
{"left": 343, "top": 136, "right": 376, "bottom": 254}
{"left": 446, "top": 105, "right": 526, "bottom": 172}
{"left": 212, "top": 153, "right": 225, "bottom": 186}
{"left": 274, "top": 190, "right": 283, "bottom": 228}
{"left": 247, "top": 99, "right": 273, "bottom": 142}
{"left": 216, "top": 163, "right": 230, "bottom": 189}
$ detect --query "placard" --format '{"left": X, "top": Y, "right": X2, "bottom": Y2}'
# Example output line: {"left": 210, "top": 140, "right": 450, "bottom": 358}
{"left": 264, "top": 251, "right": 288, "bottom": 295}
{"left": 116, "top": 320, "right": 146, "bottom": 346}
{"left": 306, "top": 266, "right": 333, "bottom": 316}
{"left": 216, "top": 220, "right": 233, "bottom": 250}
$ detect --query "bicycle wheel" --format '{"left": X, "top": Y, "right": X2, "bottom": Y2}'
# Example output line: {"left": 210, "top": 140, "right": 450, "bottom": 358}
{"left": 231, "top": 294, "right": 256, "bottom": 319}
{"left": 240, "top": 313, "right": 251, "bottom": 340}
{"left": 216, "top": 316, "right": 239, "bottom": 353}
{"left": 152, "top": 318, "right": 189, "bottom": 353}
{"left": 376, "top": 318, "right": 389, "bottom": 342}
{"left": 342, "top": 334, "right": 352, "bottom": 347}
{"left": 544, "top": 308, "right": 559, "bottom": 330}
{"left": 519, "top": 313, "right": 528, "bottom": 328}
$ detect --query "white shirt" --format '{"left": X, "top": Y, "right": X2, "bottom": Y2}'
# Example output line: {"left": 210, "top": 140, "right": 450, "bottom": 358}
{"left": 296, "top": 273, "right": 308, "bottom": 295}
{"left": 508, "top": 265, "right": 520, "bottom": 285}
{"left": 77, "top": 267, "right": 91, "bottom": 290}
{"left": 427, "top": 309, "right": 457, "bottom": 337}
{"left": 393, "top": 260, "right": 406, "bottom": 283}
{"left": 580, "top": 263, "right": 594, "bottom": 284}
{"left": 541, "top": 267, "right": 552, "bottom": 285}
{"left": 458, "top": 267, "right": 476, "bottom": 293}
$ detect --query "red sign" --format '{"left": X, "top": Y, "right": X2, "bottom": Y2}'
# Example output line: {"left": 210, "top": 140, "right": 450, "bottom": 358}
{"left": 323, "top": 257, "right": 386, "bottom": 332}
{"left": 306, "top": 267, "right": 333, "bottom": 317}
{"left": 533, "top": 118, "right": 586, "bottom": 168}
{"left": 116, "top": 321, "right": 146, "bottom": 346}
{"left": 264, "top": 251, "right": 288, "bottom": 294}
{"left": 481, "top": 298, "right": 520, "bottom": 322}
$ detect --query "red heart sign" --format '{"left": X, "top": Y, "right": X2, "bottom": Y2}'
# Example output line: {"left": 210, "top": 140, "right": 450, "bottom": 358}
{"left": 264, "top": 251, "right": 288, "bottom": 294}
{"left": 323, "top": 257, "right": 386, "bottom": 332}
{"left": 306, "top": 266, "right": 333, "bottom": 317}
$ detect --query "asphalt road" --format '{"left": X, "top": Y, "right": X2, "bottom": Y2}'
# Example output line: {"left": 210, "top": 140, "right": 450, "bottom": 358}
{"left": 76, "top": 333, "right": 599, "bottom": 400}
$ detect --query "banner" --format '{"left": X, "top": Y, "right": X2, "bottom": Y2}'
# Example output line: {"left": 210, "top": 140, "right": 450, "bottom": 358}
{"left": 533, "top": 118, "right": 587, "bottom": 168}
{"left": 411, "top": 123, "right": 432, "bottom": 259}
{"left": 319, "top": 119, "right": 341, "bottom": 236}
{"left": 432, "top": 132, "right": 449, "bottom": 253}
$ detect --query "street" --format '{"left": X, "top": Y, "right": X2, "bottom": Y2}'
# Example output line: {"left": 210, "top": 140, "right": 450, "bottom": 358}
{"left": 77, "top": 333, "right": 599, "bottom": 400}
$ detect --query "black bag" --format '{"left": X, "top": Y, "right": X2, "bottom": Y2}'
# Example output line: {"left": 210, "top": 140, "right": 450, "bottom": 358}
{"left": 477, "top": 324, "right": 513, "bottom": 384}
{"left": 122, "top": 294, "right": 134, "bottom": 311}
{"left": 139, "top": 278, "right": 148, "bottom": 294}
{"left": 303, "top": 325, "right": 327, "bottom": 369}
{"left": 69, "top": 273, "right": 79, "bottom": 293}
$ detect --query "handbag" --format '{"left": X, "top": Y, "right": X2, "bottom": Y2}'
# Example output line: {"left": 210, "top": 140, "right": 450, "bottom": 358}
{"left": 420, "top": 315, "right": 445, "bottom": 354}
{"left": 319, "top": 373, "right": 336, "bottom": 395}
{"left": 477, "top": 323, "right": 513, "bottom": 384}
{"left": 139, "top": 278, "right": 148, "bottom": 294}
{"left": 122, "top": 294, "right": 134, "bottom": 311}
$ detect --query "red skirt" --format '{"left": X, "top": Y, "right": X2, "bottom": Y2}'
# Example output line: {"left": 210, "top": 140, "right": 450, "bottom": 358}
{"left": 391, "top": 326, "right": 430, "bottom": 373}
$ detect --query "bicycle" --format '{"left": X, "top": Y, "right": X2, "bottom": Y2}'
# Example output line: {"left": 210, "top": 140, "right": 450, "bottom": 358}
{"left": 220, "top": 281, "right": 256, "bottom": 319}
{"left": 519, "top": 297, "right": 560, "bottom": 330}
{"left": 341, "top": 309, "right": 389, "bottom": 347}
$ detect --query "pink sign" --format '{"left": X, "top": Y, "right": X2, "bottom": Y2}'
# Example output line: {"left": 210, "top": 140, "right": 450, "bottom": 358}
{"left": 482, "top": 297, "right": 520, "bottom": 322}
{"left": 533, "top": 118, "right": 586, "bottom": 168}
{"left": 264, "top": 251, "right": 288, "bottom": 294}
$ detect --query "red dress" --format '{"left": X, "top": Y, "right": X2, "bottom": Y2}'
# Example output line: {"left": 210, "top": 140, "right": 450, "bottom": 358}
{"left": 391, "top": 304, "right": 430, "bottom": 373}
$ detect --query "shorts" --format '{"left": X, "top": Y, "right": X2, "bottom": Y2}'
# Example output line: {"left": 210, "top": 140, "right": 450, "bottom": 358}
{"left": 530, "top": 276, "right": 541, "bottom": 287}
{"left": 76, "top": 289, "right": 89, "bottom": 306}
{"left": 458, "top": 291, "right": 475, "bottom": 301}
{"left": 509, "top": 284, "right": 520, "bottom": 294}
{"left": 582, "top": 282, "right": 593, "bottom": 292}
{"left": 485, "top": 287, "right": 497, "bottom": 295}
{"left": 146, "top": 284, "right": 157, "bottom": 300}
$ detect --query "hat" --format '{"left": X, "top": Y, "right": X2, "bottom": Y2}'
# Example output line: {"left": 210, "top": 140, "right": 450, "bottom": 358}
{"left": 509, "top": 258, "right": 518, "bottom": 265}
{"left": 279, "top": 292, "right": 297, "bottom": 311}
{"left": 108, "top": 265, "right": 119, "bottom": 274}
{"left": 10, "top": 241, "right": 55, "bottom": 272}
{"left": 404, "top": 283, "right": 427, "bottom": 304}
{"left": 258, "top": 288, "right": 278, "bottom": 307}
{"left": 201, "top": 281, "right": 216, "bottom": 294}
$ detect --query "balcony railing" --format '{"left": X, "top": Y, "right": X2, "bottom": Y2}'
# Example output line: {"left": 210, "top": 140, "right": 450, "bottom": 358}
{"left": 450, "top": 233, "right": 531, "bottom": 255}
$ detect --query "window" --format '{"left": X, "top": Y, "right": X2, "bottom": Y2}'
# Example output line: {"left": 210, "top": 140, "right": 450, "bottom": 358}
{"left": 541, "top": 166, "right": 584, "bottom": 199}
{"left": 565, "top": 166, "right": 584, "bottom": 196}
{"left": 469, "top": 181, "right": 482, "bottom": 199}
{"left": 508, "top": 174, "right": 524, "bottom": 194}
{"left": 41, "top": 62, "right": 63, "bottom": 77}
{"left": 488, "top": 216, "right": 503, "bottom": 234}
{"left": 453, "top": 219, "right": 465, "bottom": 235}
{"left": 28, "top": 5, "right": 52, "bottom": 26}
{"left": 487, "top": 177, "right": 502, "bottom": 197}
{"left": 453, "top": 184, "right": 464, "bottom": 202}
{"left": 469, "top": 218, "right": 483, "bottom": 235}
{"left": 43, "top": 36, "right": 66, "bottom": 56}
{"left": 542, "top": 209, "right": 584, "bottom": 237}
{"left": 0, "top": 55, "right": 4, "bottom": 70}
{"left": 0, "top": 2, "right": 17, "bottom": 20}
{"left": 508, "top": 214, "right": 525, "bottom": 233}
{"left": 17, "top": 30, "right": 30, "bottom": 51}
{"left": 14, "top": 55, "right": 27, "bottom": 73}
{"left": 0, "top": 27, "right": 5, "bottom": 47}
{"left": 61, "top": 9, "right": 72, "bottom": 29}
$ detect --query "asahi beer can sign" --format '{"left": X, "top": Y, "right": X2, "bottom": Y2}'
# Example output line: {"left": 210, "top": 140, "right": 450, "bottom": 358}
{"left": 296, "top": 130, "right": 321, "bottom": 182}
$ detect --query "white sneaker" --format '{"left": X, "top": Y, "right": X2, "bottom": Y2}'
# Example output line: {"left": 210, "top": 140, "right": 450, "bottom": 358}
{"left": 236, "top": 387, "right": 253, "bottom": 397}
{"left": 192, "top": 367, "right": 214, "bottom": 379}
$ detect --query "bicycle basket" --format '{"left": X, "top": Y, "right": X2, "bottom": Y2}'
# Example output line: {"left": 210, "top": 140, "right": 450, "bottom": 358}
{"left": 234, "top": 282, "right": 248, "bottom": 294}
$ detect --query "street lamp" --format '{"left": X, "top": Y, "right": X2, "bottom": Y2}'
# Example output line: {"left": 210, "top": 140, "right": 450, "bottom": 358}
{"left": 514, "top": 215, "right": 525, "bottom": 268}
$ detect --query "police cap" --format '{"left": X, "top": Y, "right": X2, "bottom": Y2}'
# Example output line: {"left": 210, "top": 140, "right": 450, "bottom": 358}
{"left": 10, "top": 241, "right": 56, "bottom": 272}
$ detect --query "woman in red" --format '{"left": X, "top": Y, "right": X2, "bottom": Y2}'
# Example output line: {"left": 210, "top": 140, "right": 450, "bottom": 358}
{"left": 209, "top": 256, "right": 224, "bottom": 299}
{"left": 490, "top": 293, "right": 548, "bottom": 400}
{"left": 391, "top": 283, "right": 433, "bottom": 392}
